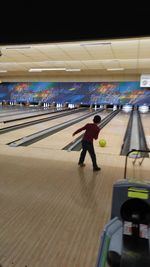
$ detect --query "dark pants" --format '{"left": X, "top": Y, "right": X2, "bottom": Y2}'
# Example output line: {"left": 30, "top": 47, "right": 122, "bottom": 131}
{"left": 79, "top": 140, "right": 98, "bottom": 168}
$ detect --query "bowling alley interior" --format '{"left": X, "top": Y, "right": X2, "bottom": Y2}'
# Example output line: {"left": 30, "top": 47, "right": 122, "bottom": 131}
{"left": 0, "top": 37, "right": 150, "bottom": 266}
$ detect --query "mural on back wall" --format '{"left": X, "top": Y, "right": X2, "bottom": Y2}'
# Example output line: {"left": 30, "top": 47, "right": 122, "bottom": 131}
{"left": 0, "top": 81, "right": 150, "bottom": 105}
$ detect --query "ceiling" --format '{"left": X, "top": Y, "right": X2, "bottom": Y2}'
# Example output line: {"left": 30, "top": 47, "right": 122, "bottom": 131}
{"left": 0, "top": 36, "right": 150, "bottom": 78}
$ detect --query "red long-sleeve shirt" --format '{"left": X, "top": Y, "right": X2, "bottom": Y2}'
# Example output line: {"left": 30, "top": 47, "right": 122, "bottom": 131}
{"left": 73, "top": 123, "right": 100, "bottom": 143}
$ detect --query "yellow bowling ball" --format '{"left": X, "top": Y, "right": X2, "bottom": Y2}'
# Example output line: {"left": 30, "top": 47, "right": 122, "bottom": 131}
{"left": 99, "top": 139, "right": 106, "bottom": 147}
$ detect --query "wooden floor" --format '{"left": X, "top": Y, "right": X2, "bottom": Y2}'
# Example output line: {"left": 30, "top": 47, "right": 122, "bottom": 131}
{"left": 0, "top": 109, "right": 150, "bottom": 267}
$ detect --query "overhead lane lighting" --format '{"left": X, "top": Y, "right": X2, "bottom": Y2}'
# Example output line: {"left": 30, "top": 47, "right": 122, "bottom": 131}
{"left": 29, "top": 68, "right": 81, "bottom": 72}
{"left": 29, "top": 68, "right": 66, "bottom": 72}
{"left": 5, "top": 46, "right": 31, "bottom": 50}
{"left": 29, "top": 69, "right": 42, "bottom": 72}
{"left": 66, "top": 69, "right": 81, "bottom": 71}
{"left": 107, "top": 68, "right": 124, "bottom": 71}
{"left": 80, "top": 42, "right": 111, "bottom": 46}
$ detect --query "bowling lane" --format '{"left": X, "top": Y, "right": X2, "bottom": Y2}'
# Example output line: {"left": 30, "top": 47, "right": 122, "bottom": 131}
{"left": 29, "top": 110, "right": 111, "bottom": 150}
{"left": 140, "top": 112, "right": 150, "bottom": 148}
{"left": 0, "top": 109, "right": 73, "bottom": 128}
{"left": 94, "top": 111, "right": 130, "bottom": 155}
{"left": 0, "top": 106, "right": 43, "bottom": 116}
{"left": 0, "top": 107, "right": 54, "bottom": 122}
{"left": 0, "top": 109, "right": 89, "bottom": 145}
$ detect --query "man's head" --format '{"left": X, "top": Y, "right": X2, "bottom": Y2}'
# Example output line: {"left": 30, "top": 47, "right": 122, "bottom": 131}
{"left": 93, "top": 115, "right": 101, "bottom": 124}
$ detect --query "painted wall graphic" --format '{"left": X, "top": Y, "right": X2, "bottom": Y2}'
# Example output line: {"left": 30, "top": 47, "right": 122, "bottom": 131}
{"left": 0, "top": 81, "right": 150, "bottom": 105}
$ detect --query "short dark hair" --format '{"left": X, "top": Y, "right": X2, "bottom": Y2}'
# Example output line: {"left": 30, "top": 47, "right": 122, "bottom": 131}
{"left": 93, "top": 115, "right": 101, "bottom": 123}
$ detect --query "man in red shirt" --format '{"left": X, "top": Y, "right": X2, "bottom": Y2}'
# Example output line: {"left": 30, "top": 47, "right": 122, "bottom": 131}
{"left": 72, "top": 115, "right": 101, "bottom": 171}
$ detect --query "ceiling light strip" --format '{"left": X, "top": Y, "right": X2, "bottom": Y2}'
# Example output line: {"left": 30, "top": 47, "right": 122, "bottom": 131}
{"left": 66, "top": 69, "right": 81, "bottom": 71}
{"left": 6, "top": 46, "right": 31, "bottom": 50}
{"left": 29, "top": 68, "right": 81, "bottom": 72}
{"left": 29, "top": 68, "right": 66, "bottom": 72}
{"left": 80, "top": 42, "right": 111, "bottom": 46}
{"left": 107, "top": 68, "right": 124, "bottom": 71}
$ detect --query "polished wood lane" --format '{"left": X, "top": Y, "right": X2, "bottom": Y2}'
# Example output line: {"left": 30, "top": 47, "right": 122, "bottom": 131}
{"left": 29, "top": 110, "right": 109, "bottom": 150}
{"left": 0, "top": 110, "right": 88, "bottom": 145}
